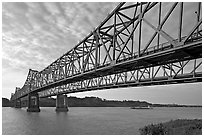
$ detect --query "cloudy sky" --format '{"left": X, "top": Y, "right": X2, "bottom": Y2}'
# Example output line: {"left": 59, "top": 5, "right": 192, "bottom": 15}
{"left": 2, "top": 2, "right": 202, "bottom": 105}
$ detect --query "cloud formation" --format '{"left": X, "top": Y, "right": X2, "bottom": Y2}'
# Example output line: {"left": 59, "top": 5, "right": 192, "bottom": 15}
{"left": 2, "top": 2, "right": 118, "bottom": 72}
{"left": 2, "top": 2, "right": 198, "bottom": 72}
{"left": 2, "top": 2, "right": 118, "bottom": 97}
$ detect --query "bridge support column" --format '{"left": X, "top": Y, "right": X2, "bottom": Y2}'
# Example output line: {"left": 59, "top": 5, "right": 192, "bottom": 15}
{"left": 27, "top": 93, "right": 40, "bottom": 112}
{"left": 14, "top": 99, "right": 21, "bottom": 108}
{"left": 21, "top": 100, "right": 28, "bottom": 107}
{"left": 55, "top": 95, "right": 68, "bottom": 112}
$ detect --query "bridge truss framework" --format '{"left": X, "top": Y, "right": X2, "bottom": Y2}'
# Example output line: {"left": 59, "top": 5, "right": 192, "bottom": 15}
{"left": 10, "top": 2, "right": 202, "bottom": 101}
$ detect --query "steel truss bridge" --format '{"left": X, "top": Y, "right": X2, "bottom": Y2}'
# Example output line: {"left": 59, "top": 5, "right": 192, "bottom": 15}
{"left": 11, "top": 2, "right": 202, "bottom": 102}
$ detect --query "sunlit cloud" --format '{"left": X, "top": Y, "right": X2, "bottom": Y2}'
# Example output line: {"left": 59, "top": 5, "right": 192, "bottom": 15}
{"left": 2, "top": 2, "right": 119, "bottom": 72}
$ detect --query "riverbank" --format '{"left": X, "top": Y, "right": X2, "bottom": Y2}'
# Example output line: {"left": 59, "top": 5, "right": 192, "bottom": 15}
{"left": 139, "top": 119, "right": 202, "bottom": 135}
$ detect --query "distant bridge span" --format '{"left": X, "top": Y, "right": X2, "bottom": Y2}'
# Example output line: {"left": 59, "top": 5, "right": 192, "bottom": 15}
{"left": 10, "top": 2, "right": 202, "bottom": 112}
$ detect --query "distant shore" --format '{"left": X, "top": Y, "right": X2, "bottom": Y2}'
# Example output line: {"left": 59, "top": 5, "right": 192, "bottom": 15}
{"left": 2, "top": 97, "right": 202, "bottom": 108}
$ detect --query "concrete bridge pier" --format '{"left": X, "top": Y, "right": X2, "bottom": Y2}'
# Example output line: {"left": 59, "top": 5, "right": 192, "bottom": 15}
{"left": 14, "top": 99, "right": 21, "bottom": 108}
{"left": 21, "top": 100, "right": 27, "bottom": 107}
{"left": 55, "top": 94, "right": 69, "bottom": 112}
{"left": 27, "top": 92, "right": 40, "bottom": 112}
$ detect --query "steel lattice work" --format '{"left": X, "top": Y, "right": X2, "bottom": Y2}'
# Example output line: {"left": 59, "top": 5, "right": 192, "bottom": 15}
{"left": 11, "top": 2, "right": 202, "bottom": 100}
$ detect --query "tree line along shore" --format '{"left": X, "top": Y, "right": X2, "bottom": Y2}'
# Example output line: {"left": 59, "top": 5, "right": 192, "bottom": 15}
{"left": 2, "top": 96, "right": 201, "bottom": 107}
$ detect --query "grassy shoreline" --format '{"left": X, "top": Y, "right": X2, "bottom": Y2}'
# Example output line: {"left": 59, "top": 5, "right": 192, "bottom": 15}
{"left": 139, "top": 119, "right": 202, "bottom": 135}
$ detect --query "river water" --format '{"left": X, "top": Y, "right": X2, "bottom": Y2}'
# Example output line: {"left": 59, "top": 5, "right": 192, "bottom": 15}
{"left": 2, "top": 107, "right": 202, "bottom": 135}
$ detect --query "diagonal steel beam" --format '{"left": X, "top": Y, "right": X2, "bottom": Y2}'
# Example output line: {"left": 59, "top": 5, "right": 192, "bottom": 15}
{"left": 143, "top": 18, "right": 177, "bottom": 47}
{"left": 116, "top": 3, "right": 151, "bottom": 61}
{"left": 142, "top": 2, "right": 178, "bottom": 54}
{"left": 97, "top": 31, "right": 112, "bottom": 62}
{"left": 183, "top": 19, "right": 202, "bottom": 43}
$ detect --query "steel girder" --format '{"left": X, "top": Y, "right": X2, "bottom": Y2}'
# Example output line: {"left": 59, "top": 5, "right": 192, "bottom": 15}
{"left": 10, "top": 2, "right": 202, "bottom": 100}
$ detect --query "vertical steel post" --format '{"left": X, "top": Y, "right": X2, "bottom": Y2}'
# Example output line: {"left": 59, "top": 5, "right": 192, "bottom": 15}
{"left": 178, "top": 2, "right": 183, "bottom": 42}
{"left": 149, "top": 67, "right": 151, "bottom": 78}
{"left": 170, "top": 63, "right": 173, "bottom": 77}
{"left": 82, "top": 43, "right": 84, "bottom": 73}
{"left": 71, "top": 53, "right": 74, "bottom": 75}
{"left": 181, "top": 61, "right": 184, "bottom": 74}
{"left": 113, "top": 13, "right": 117, "bottom": 61}
{"left": 193, "top": 59, "right": 196, "bottom": 77}
{"left": 52, "top": 67, "right": 55, "bottom": 82}
{"left": 98, "top": 42, "right": 100, "bottom": 65}
{"left": 124, "top": 72, "right": 127, "bottom": 83}
{"left": 94, "top": 29, "right": 99, "bottom": 69}
{"left": 158, "top": 2, "right": 161, "bottom": 48}
{"left": 65, "top": 57, "right": 68, "bottom": 77}
{"left": 136, "top": 70, "right": 139, "bottom": 81}
{"left": 138, "top": 3, "right": 142, "bottom": 57}
{"left": 151, "top": 66, "right": 154, "bottom": 80}
{"left": 196, "top": 2, "right": 201, "bottom": 36}
{"left": 132, "top": 3, "right": 138, "bottom": 56}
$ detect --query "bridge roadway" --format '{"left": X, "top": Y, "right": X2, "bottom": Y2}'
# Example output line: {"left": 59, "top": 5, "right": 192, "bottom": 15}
{"left": 10, "top": 2, "right": 202, "bottom": 112}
